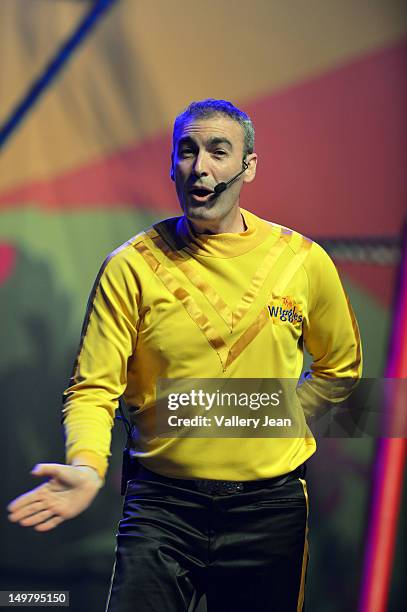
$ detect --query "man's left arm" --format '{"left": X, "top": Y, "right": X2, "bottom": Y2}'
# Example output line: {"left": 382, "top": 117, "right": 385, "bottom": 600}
{"left": 297, "top": 241, "right": 363, "bottom": 419}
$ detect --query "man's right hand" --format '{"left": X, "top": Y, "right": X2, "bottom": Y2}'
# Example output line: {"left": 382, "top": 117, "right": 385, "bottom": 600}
{"left": 7, "top": 463, "right": 103, "bottom": 532}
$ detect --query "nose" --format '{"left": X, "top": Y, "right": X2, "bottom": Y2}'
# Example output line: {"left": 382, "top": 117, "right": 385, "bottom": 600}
{"left": 192, "top": 151, "right": 209, "bottom": 177}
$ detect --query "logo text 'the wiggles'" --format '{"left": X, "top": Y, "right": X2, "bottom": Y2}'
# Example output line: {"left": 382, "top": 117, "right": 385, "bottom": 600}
{"left": 267, "top": 297, "right": 303, "bottom": 323}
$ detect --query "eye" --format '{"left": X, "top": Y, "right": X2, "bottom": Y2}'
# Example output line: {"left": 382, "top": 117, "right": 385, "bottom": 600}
{"left": 179, "top": 148, "right": 194, "bottom": 157}
{"left": 213, "top": 149, "right": 227, "bottom": 157}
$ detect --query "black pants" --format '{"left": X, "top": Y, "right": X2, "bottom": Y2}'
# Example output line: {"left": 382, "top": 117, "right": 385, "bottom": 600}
{"left": 106, "top": 465, "right": 309, "bottom": 612}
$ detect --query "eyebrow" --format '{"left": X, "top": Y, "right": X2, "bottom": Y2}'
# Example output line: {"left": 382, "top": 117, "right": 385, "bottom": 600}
{"left": 177, "top": 136, "right": 233, "bottom": 150}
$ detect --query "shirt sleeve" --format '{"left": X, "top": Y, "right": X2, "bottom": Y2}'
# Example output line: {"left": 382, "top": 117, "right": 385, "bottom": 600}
{"left": 297, "top": 241, "right": 363, "bottom": 420}
{"left": 62, "top": 248, "right": 140, "bottom": 480}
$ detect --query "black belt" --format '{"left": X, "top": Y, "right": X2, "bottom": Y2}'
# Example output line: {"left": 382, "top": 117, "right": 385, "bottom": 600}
{"left": 131, "top": 463, "right": 306, "bottom": 496}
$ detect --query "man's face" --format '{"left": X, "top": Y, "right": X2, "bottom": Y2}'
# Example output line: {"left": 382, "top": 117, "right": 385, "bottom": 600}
{"left": 171, "top": 115, "right": 256, "bottom": 228}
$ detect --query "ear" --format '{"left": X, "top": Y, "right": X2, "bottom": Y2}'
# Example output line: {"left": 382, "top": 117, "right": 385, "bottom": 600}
{"left": 170, "top": 153, "right": 175, "bottom": 181}
{"left": 243, "top": 153, "right": 258, "bottom": 184}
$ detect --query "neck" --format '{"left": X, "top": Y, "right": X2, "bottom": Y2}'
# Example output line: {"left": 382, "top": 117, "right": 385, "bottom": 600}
{"left": 187, "top": 207, "right": 247, "bottom": 235}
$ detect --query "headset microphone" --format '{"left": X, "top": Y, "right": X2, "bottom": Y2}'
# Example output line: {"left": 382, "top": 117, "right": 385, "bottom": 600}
{"left": 213, "top": 160, "right": 249, "bottom": 195}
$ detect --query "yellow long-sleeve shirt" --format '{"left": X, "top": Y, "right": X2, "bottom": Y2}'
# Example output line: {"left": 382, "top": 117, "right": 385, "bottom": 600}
{"left": 62, "top": 208, "right": 362, "bottom": 480}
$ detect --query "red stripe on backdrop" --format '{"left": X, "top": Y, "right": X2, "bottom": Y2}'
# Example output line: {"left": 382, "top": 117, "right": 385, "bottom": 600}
{"left": 0, "top": 243, "right": 17, "bottom": 285}
{"left": 359, "top": 228, "right": 407, "bottom": 612}
{"left": 0, "top": 133, "right": 176, "bottom": 212}
{"left": 0, "top": 40, "right": 406, "bottom": 240}
{"left": 250, "top": 39, "right": 407, "bottom": 238}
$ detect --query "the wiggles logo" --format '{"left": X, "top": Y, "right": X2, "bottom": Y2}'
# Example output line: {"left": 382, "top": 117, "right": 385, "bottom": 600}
{"left": 267, "top": 296, "right": 303, "bottom": 324}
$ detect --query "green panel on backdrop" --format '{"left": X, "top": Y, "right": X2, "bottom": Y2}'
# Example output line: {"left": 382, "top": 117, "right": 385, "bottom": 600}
{"left": 341, "top": 276, "right": 390, "bottom": 377}
{"left": 0, "top": 206, "right": 165, "bottom": 330}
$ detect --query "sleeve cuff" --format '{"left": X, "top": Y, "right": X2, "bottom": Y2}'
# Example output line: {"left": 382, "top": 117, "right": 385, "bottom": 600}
{"left": 68, "top": 451, "right": 108, "bottom": 481}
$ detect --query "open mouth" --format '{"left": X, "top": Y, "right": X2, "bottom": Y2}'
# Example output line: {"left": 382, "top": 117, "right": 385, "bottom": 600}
{"left": 189, "top": 186, "right": 214, "bottom": 202}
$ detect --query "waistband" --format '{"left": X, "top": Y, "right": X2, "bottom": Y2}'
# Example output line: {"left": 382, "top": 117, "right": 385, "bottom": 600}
{"left": 131, "top": 463, "right": 307, "bottom": 496}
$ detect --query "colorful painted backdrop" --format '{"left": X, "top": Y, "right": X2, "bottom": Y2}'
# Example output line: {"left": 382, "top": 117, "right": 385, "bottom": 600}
{"left": 1, "top": 1, "right": 406, "bottom": 610}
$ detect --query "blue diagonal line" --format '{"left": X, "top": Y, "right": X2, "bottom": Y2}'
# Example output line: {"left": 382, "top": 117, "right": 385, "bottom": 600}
{"left": 0, "top": 0, "right": 118, "bottom": 151}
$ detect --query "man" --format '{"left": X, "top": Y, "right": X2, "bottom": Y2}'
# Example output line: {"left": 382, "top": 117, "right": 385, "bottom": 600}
{"left": 7, "top": 99, "right": 362, "bottom": 611}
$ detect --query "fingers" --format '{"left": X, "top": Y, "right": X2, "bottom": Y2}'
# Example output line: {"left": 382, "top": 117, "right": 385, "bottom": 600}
{"left": 8, "top": 487, "right": 42, "bottom": 513}
{"left": 8, "top": 499, "right": 64, "bottom": 531}
{"left": 8, "top": 500, "right": 46, "bottom": 523}
{"left": 34, "top": 515, "right": 64, "bottom": 532}
{"left": 14, "top": 510, "right": 64, "bottom": 532}
{"left": 7, "top": 464, "right": 64, "bottom": 512}
{"left": 7, "top": 464, "right": 76, "bottom": 514}
{"left": 19, "top": 509, "right": 54, "bottom": 527}
{"left": 7, "top": 463, "right": 100, "bottom": 532}
{"left": 8, "top": 497, "right": 68, "bottom": 531}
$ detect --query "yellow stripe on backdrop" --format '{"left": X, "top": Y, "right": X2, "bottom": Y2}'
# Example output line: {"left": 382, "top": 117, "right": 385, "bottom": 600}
{"left": 1, "top": 0, "right": 406, "bottom": 190}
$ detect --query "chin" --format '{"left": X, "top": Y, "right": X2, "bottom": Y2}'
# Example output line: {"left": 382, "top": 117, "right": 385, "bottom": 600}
{"left": 185, "top": 203, "right": 217, "bottom": 219}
